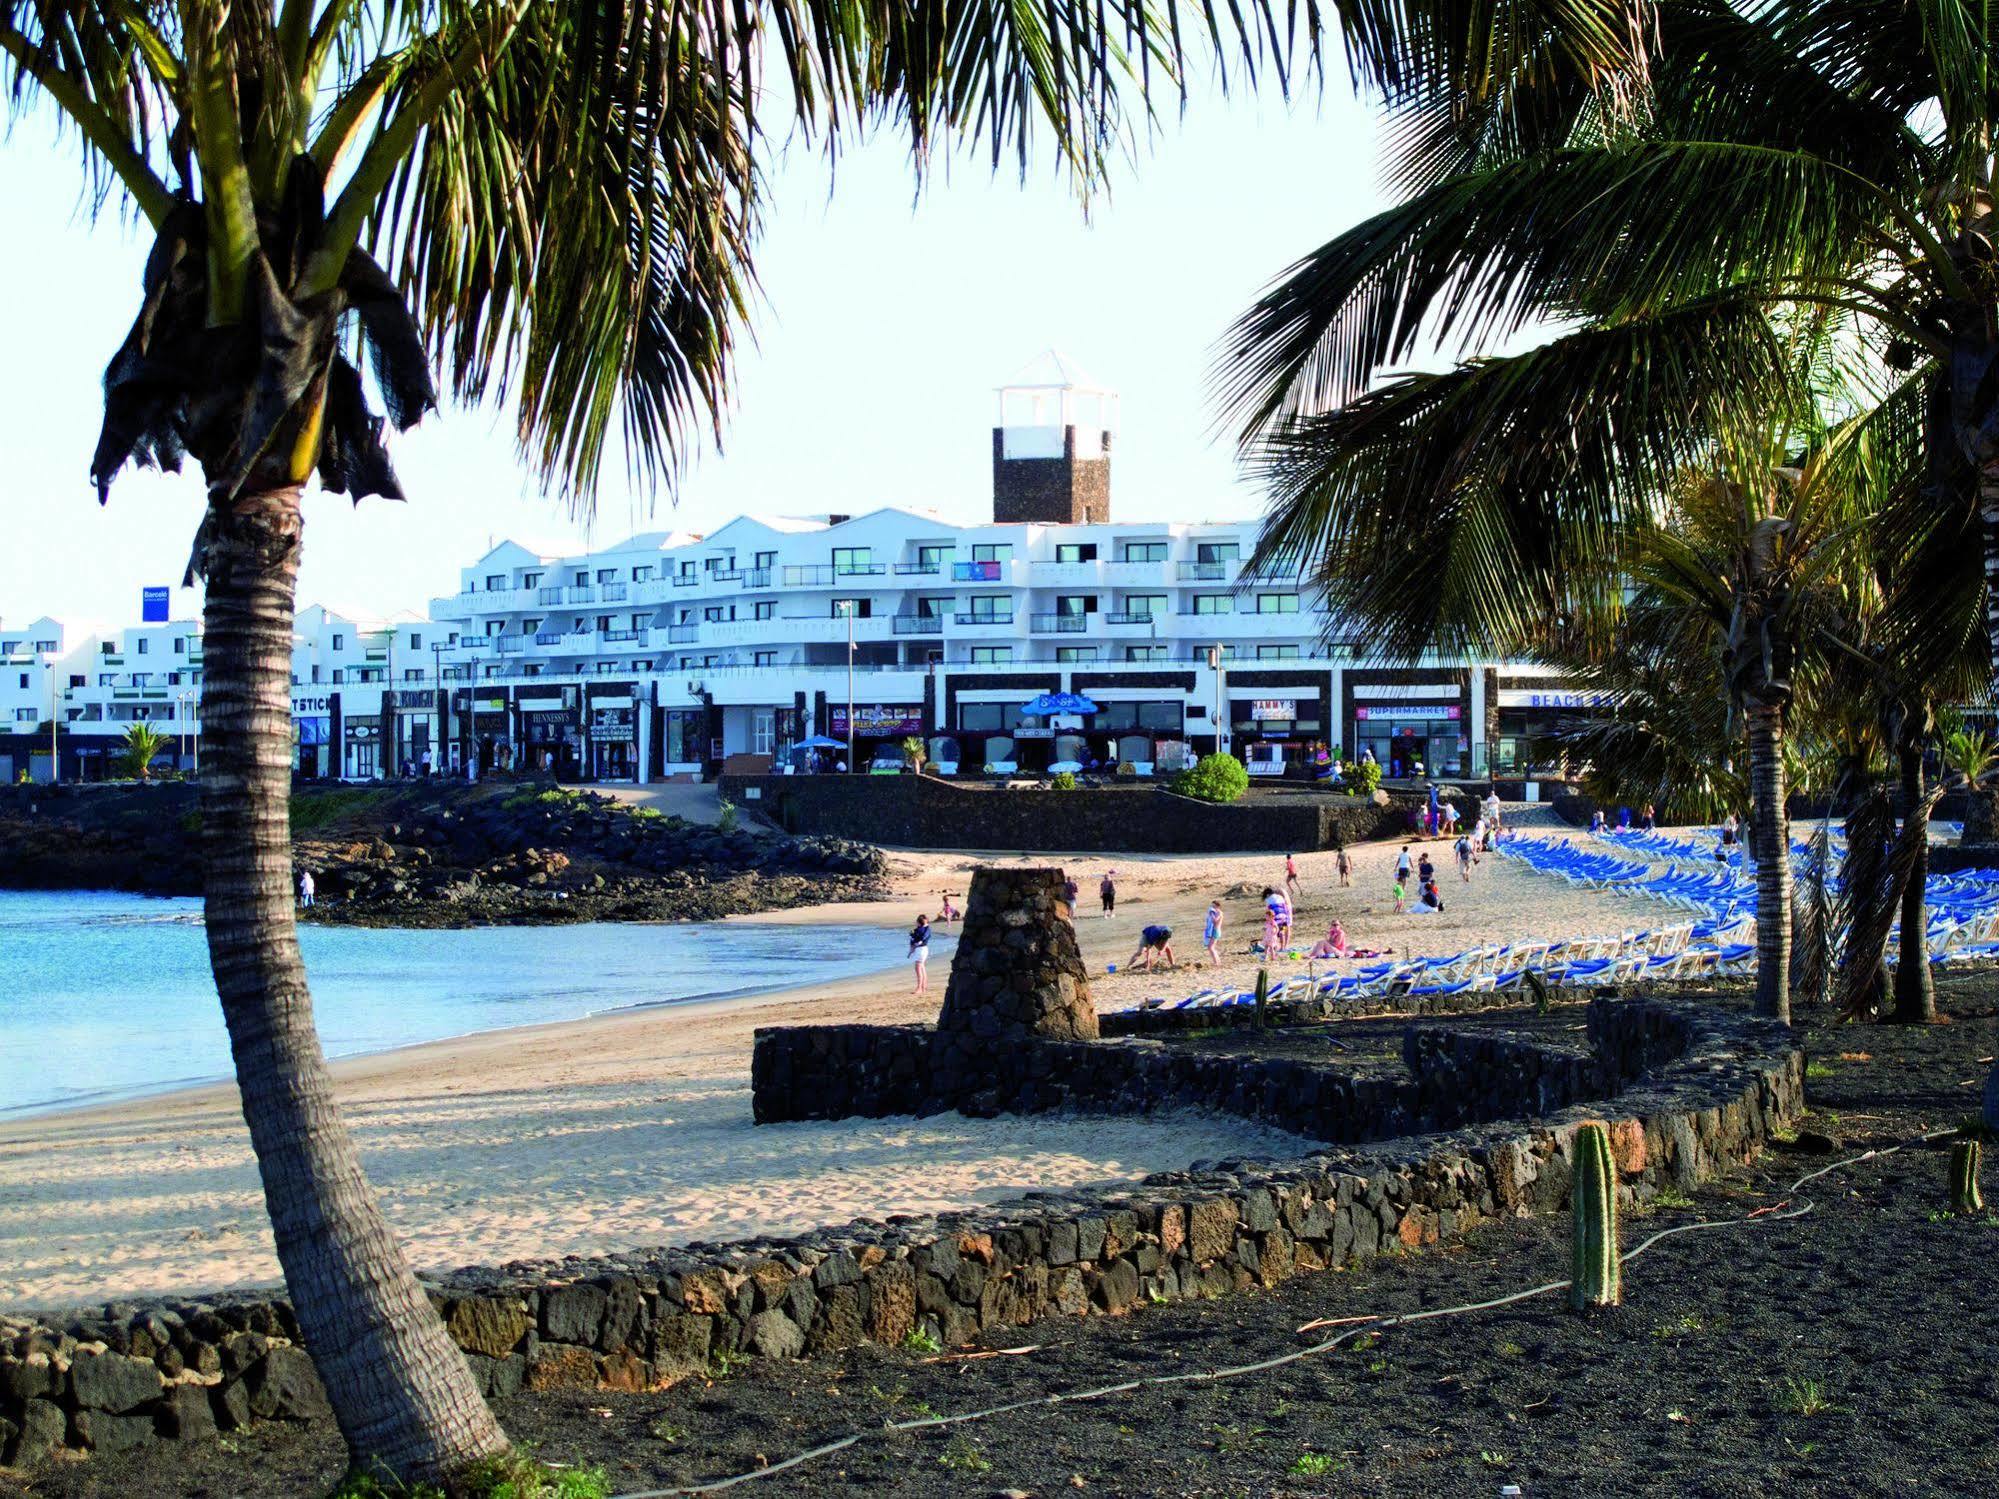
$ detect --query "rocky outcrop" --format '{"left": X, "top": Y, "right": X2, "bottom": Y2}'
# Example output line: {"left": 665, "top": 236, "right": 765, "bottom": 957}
{"left": 935, "top": 867, "right": 1096, "bottom": 1042}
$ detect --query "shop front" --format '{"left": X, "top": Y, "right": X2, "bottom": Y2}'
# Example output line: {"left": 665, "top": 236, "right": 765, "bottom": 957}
{"left": 830, "top": 704, "right": 927, "bottom": 771}
{"left": 1091, "top": 699, "right": 1184, "bottom": 774}
{"left": 291, "top": 693, "right": 332, "bottom": 778}
{"left": 1230, "top": 696, "right": 1327, "bottom": 778}
{"left": 1492, "top": 689, "right": 1610, "bottom": 774}
{"left": 587, "top": 696, "right": 638, "bottom": 782}
{"left": 520, "top": 690, "right": 582, "bottom": 779}
{"left": 342, "top": 720, "right": 380, "bottom": 780}
{"left": 471, "top": 694, "right": 512, "bottom": 774}
{"left": 660, "top": 706, "right": 710, "bottom": 776}
{"left": 1355, "top": 703, "right": 1463, "bottom": 778}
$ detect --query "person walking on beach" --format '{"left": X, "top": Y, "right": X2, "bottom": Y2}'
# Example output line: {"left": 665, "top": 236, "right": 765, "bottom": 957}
{"left": 1395, "top": 845, "right": 1413, "bottom": 886}
{"left": 909, "top": 914, "right": 933, "bottom": 995}
{"left": 1335, "top": 843, "right": 1353, "bottom": 887}
{"left": 1100, "top": 870, "right": 1117, "bottom": 918}
{"left": 1285, "top": 853, "right": 1303, "bottom": 903}
{"left": 1417, "top": 851, "right": 1436, "bottom": 888}
{"left": 1126, "top": 924, "right": 1176, "bottom": 973}
{"left": 297, "top": 869, "right": 315, "bottom": 909}
{"left": 1455, "top": 833, "right": 1475, "bottom": 882}
{"left": 1063, "top": 875, "right": 1080, "bottom": 911}
{"left": 1203, "top": 900, "right": 1225, "bottom": 967}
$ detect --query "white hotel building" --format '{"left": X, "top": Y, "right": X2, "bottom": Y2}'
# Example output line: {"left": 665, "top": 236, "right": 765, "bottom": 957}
{"left": 4, "top": 358, "right": 1581, "bottom": 784}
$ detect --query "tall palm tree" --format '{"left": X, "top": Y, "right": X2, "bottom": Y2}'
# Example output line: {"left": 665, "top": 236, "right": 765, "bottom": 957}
{"left": 1218, "top": 1, "right": 1999, "bottom": 1026}
{"left": 1, "top": 0, "right": 1402, "bottom": 1484}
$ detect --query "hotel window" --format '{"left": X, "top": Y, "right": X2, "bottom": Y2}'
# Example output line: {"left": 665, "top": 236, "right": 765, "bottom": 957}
{"left": 15, "top": 672, "right": 26, "bottom": 688}
{"left": 832, "top": 547, "right": 873, "bottom": 574}
{"left": 332, "top": 669, "right": 345, "bottom": 684}
{"left": 485, "top": 574, "right": 505, "bottom": 589}
{"left": 966, "top": 595, "right": 1008, "bottom": 620}
{"left": 485, "top": 620, "right": 504, "bottom": 635}
{"left": 678, "top": 560, "right": 696, "bottom": 578}
{"left": 1123, "top": 594, "right": 1166, "bottom": 619}
{"left": 918, "top": 596, "right": 951, "bottom": 618}
{"left": 1195, "top": 541, "right": 1241, "bottom": 564}
{"left": 34, "top": 639, "right": 56, "bottom": 653}
{"left": 523, "top": 572, "right": 542, "bottom": 588}
{"left": 703, "top": 605, "right": 727, "bottom": 622}
{"left": 1120, "top": 541, "right": 1168, "bottom": 563}
{"left": 596, "top": 568, "right": 618, "bottom": 584}
{"left": 404, "top": 669, "right": 424, "bottom": 682}
{"left": 972, "top": 543, "right": 1012, "bottom": 563}
{"left": 68, "top": 674, "right": 84, "bottom": 689}
{"left": 753, "top": 601, "right": 775, "bottom": 621}
{"left": 332, "top": 633, "right": 345, "bottom": 649}
{"left": 831, "top": 597, "right": 871, "bottom": 618}
{"left": 631, "top": 614, "right": 648, "bottom": 631}
{"left": 754, "top": 550, "right": 777, "bottom": 569}
{"left": 409, "top": 633, "right": 423, "bottom": 648}
{"left": 1056, "top": 647, "right": 1098, "bottom": 663}
{"left": 1192, "top": 595, "right": 1232, "bottom": 614}
{"left": 173, "top": 637, "right": 185, "bottom": 654}
{"left": 753, "top": 710, "right": 776, "bottom": 755}
{"left": 14, "top": 707, "right": 32, "bottom": 722}
{"left": 1055, "top": 594, "right": 1095, "bottom": 616}
{"left": 573, "top": 570, "right": 588, "bottom": 585}
{"left": 136, "top": 638, "right": 149, "bottom": 654}
{"left": 595, "top": 616, "right": 613, "bottom": 633}
{"left": 1256, "top": 645, "right": 1301, "bottom": 659}
{"left": 1124, "top": 645, "right": 1169, "bottom": 661}
{"left": 917, "top": 544, "right": 951, "bottom": 570}
{"left": 484, "top": 665, "right": 502, "bottom": 678}
{"left": 1055, "top": 543, "right": 1098, "bottom": 563}
{"left": 1256, "top": 594, "right": 1299, "bottom": 613}
{"left": 632, "top": 565, "right": 653, "bottom": 582}
{"left": 632, "top": 659, "right": 653, "bottom": 671}
{"left": 753, "top": 651, "right": 778, "bottom": 667}
{"left": 969, "top": 646, "right": 1013, "bottom": 664}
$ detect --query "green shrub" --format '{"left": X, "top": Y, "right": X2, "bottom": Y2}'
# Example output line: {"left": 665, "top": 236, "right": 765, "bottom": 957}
{"left": 1342, "top": 759, "right": 1383, "bottom": 795}
{"left": 1050, "top": 770, "right": 1080, "bottom": 792}
{"left": 1172, "top": 753, "right": 1249, "bottom": 804}
{"left": 716, "top": 797, "right": 739, "bottom": 832}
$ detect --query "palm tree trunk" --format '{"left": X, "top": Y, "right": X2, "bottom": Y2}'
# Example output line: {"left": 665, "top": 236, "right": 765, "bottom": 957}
{"left": 1745, "top": 700, "right": 1791, "bottom": 1023}
{"left": 1890, "top": 745, "right": 1936, "bottom": 1023}
{"left": 201, "top": 486, "right": 508, "bottom": 1481}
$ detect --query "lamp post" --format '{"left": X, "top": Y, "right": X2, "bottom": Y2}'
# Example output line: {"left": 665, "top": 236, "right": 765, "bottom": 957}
{"left": 839, "top": 600, "right": 856, "bottom": 773}
{"left": 432, "top": 640, "right": 444, "bottom": 775}
{"left": 1210, "top": 644, "right": 1228, "bottom": 757}
{"left": 177, "top": 690, "right": 190, "bottom": 770}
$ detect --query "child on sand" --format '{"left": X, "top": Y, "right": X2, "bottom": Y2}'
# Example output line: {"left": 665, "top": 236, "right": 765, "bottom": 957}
{"left": 909, "top": 914, "right": 932, "bottom": 994}
{"left": 1393, "top": 879, "right": 1408, "bottom": 914}
{"left": 1285, "top": 853, "right": 1302, "bottom": 903}
{"left": 1203, "top": 900, "right": 1225, "bottom": 968}
{"left": 1336, "top": 844, "right": 1352, "bottom": 887}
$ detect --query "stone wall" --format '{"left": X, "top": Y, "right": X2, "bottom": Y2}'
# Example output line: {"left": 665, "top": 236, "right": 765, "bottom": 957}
{"left": 720, "top": 772, "right": 1407, "bottom": 854}
{"left": 936, "top": 868, "right": 1096, "bottom": 1041}
{"left": 0, "top": 999, "right": 1799, "bottom": 1470}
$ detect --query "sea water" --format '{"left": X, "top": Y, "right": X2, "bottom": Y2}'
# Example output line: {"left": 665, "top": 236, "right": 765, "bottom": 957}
{"left": 0, "top": 889, "right": 925, "bottom": 1117}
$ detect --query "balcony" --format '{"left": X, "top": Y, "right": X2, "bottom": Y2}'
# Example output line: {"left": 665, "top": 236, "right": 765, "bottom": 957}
{"left": 783, "top": 565, "right": 834, "bottom": 586}
{"left": 533, "top": 632, "right": 565, "bottom": 645}
{"left": 1029, "top": 613, "right": 1089, "bottom": 633}
{"left": 1028, "top": 560, "right": 1102, "bottom": 586}
{"left": 666, "top": 624, "right": 699, "bottom": 643}
{"left": 496, "top": 637, "right": 528, "bottom": 654}
{"left": 741, "top": 568, "right": 773, "bottom": 589}
{"left": 1102, "top": 612, "right": 1164, "bottom": 628}
{"left": 674, "top": 573, "right": 700, "bottom": 587}
{"left": 602, "top": 629, "right": 646, "bottom": 644}
{"left": 893, "top": 562, "right": 943, "bottom": 576}
{"left": 833, "top": 562, "right": 887, "bottom": 577}
{"left": 600, "top": 583, "right": 630, "bottom": 601}
{"left": 708, "top": 568, "right": 742, "bottom": 583}
{"left": 1177, "top": 561, "right": 1236, "bottom": 581}
{"left": 892, "top": 615, "right": 944, "bottom": 635}
{"left": 951, "top": 560, "right": 1006, "bottom": 582}
{"left": 953, "top": 611, "right": 1015, "bottom": 628}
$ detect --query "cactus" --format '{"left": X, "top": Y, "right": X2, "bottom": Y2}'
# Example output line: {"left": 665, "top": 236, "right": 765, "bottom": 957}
{"left": 1570, "top": 1121, "right": 1622, "bottom": 1311}
{"left": 1950, "top": 1137, "right": 1984, "bottom": 1215}
{"left": 1254, "top": 967, "right": 1270, "bottom": 1030}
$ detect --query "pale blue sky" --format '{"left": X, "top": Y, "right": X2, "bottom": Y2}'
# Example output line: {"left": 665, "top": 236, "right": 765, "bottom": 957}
{"left": 0, "top": 81, "right": 1387, "bottom": 633}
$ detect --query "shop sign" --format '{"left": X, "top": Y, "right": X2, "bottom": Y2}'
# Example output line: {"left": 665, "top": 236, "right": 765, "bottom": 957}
{"left": 1355, "top": 704, "right": 1460, "bottom": 721}
{"left": 830, "top": 705, "right": 924, "bottom": 736}
{"left": 1249, "top": 699, "right": 1297, "bottom": 721}
{"left": 1497, "top": 690, "right": 1612, "bottom": 709}
{"left": 291, "top": 694, "right": 330, "bottom": 715}
{"left": 1354, "top": 683, "right": 1456, "bottom": 700}
{"left": 519, "top": 694, "right": 569, "bottom": 712}
{"left": 590, "top": 706, "right": 635, "bottom": 742}
{"left": 475, "top": 697, "right": 507, "bottom": 713}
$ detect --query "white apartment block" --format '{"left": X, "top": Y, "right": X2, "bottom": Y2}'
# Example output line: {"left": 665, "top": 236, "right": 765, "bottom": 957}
{"left": 5, "top": 357, "right": 1582, "bottom": 784}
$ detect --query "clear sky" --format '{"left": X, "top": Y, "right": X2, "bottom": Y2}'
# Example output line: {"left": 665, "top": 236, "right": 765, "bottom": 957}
{"left": 0, "top": 75, "right": 1388, "bottom": 635}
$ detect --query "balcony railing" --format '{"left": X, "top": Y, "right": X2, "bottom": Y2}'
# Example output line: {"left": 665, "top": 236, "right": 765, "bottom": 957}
{"left": 600, "top": 583, "right": 630, "bottom": 601}
{"left": 1179, "top": 604, "right": 1235, "bottom": 616}
{"left": 674, "top": 573, "right": 700, "bottom": 587}
{"left": 892, "top": 615, "right": 944, "bottom": 635}
{"left": 742, "top": 568, "right": 773, "bottom": 589}
{"left": 709, "top": 568, "right": 742, "bottom": 583}
{"left": 953, "top": 611, "right": 1014, "bottom": 626}
{"left": 1103, "top": 612, "right": 1157, "bottom": 625}
{"left": 603, "top": 630, "right": 645, "bottom": 644}
{"left": 784, "top": 565, "right": 834, "bottom": 586}
{"left": 893, "top": 562, "right": 943, "bottom": 575}
{"left": 833, "top": 562, "right": 887, "bottom": 576}
{"left": 1177, "top": 561, "right": 1233, "bottom": 580}
{"left": 951, "top": 560, "right": 1005, "bottom": 582}
{"left": 666, "top": 624, "right": 699, "bottom": 643}
{"left": 533, "top": 632, "right": 565, "bottom": 645}
{"left": 1030, "top": 613, "right": 1089, "bottom": 633}
{"left": 496, "top": 637, "right": 527, "bottom": 654}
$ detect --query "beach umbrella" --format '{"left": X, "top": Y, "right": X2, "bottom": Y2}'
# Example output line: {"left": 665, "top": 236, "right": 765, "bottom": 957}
{"left": 1021, "top": 691, "right": 1100, "bottom": 716}
{"left": 795, "top": 734, "right": 846, "bottom": 749}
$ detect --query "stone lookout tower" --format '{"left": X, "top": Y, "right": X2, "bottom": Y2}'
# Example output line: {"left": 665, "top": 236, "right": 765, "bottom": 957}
{"left": 991, "top": 351, "right": 1117, "bottom": 525}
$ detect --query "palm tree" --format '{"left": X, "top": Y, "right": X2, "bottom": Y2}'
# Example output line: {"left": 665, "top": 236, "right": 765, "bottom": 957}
{"left": 1219, "top": 2, "right": 1999, "bottom": 1026}
{"left": 116, "top": 720, "right": 172, "bottom": 779}
{"left": 1, "top": 0, "right": 1365, "bottom": 1484}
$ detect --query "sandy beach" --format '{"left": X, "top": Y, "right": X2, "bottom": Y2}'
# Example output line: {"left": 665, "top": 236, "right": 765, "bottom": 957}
{"left": 0, "top": 807, "right": 1641, "bottom": 1310}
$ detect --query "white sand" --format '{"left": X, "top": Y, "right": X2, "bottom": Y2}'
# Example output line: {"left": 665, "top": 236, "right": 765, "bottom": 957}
{"left": 0, "top": 806, "right": 1642, "bottom": 1309}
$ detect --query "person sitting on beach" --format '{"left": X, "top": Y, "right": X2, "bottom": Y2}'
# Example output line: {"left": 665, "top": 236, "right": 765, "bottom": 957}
{"left": 1409, "top": 879, "right": 1444, "bottom": 914}
{"left": 1203, "top": 900, "right": 1225, "bottom": 967}
{"left": 1308, "top": 918, "right": 1352, "bottom": 963}
{"left": 909, "top": 914, "right": 933, "bottom": 995}
{"left": 1127, "top": 924, "right": 1176, "bottom": 972}
{"left": 937, "top": 892, "right": 961, "bottom": 923}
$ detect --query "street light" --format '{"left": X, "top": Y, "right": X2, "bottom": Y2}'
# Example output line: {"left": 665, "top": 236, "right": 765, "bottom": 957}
{"left": 176, "top": 690, "right": 190, "bottom": 770}
{"left": 838, "top": 599, "right": 856, "bottom": 772}
{"left": 432, "top": 640, "right": 444, "bottom": 775}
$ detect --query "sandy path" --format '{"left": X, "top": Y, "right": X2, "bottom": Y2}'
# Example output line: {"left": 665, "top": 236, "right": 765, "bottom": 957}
{"left": 0, "top": 806, "right": 1644, "bottom": 1310}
